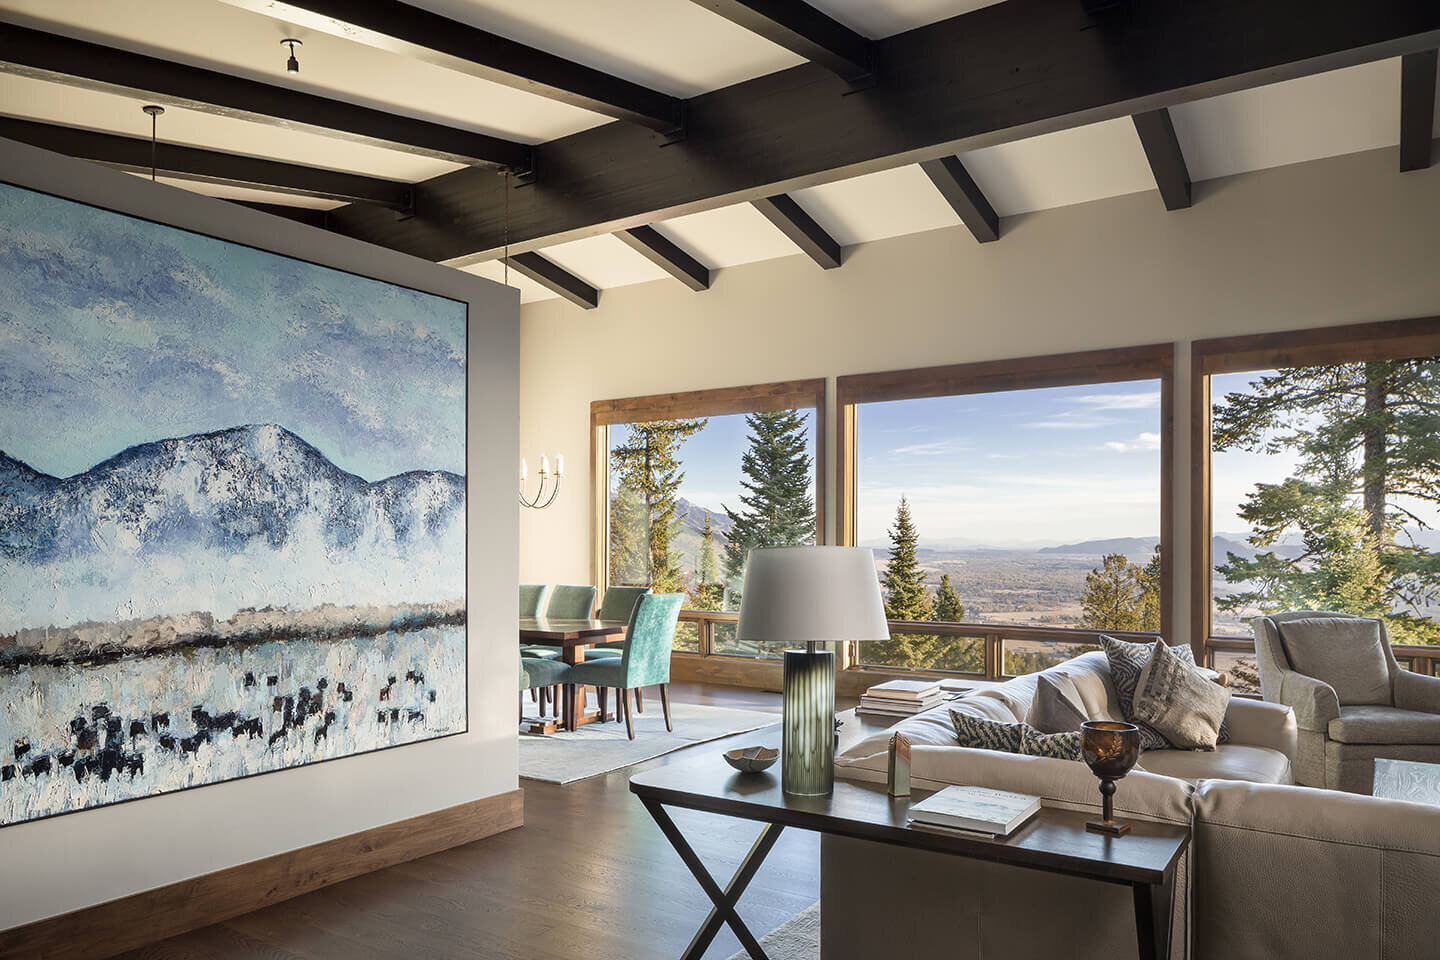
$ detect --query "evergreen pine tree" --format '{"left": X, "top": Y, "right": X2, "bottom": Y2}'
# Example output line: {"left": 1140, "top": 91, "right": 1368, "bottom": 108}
{"left": 934, "top": 573, "right": 966, "bottom": 623}
{"left": 881, "top": 496, "right": 934, "bottom": 621}
{"left": 686, "top": 512, "right": 726, "bottom": 610}
{"left": 1137, "top": 546, "right": 1162, "bottom": 633}
{"left": 1213, "top": 359, "right": 1440, "bottom": 643}
{"left": 1081, "top": 553, "right": 1146, "bottom": 632}
{"left": 609, "top": 418, "right": 706, "bottom": 594}
{"left": 721, "top": 409, "right": 816, "bottom": 604}
{"left": 608, "top": 480, "right": 648, "bottom": 586}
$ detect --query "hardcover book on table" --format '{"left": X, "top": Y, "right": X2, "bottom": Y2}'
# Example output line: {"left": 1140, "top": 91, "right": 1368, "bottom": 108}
{"left": 907, "top": 785, "right": 1041, "bottom": 836}
{"left": 864, "top": 679, "right": 944, "bottom": 701}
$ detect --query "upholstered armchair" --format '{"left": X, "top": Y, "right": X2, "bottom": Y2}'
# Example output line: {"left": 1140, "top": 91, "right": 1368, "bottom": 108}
{"left": 1254, "top": 611, "right": 1440, "bottom": 793}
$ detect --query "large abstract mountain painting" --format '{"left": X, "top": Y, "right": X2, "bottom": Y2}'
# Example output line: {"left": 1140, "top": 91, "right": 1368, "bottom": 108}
{"left": 0, "top": 183, "right": 468, "bottom": 826}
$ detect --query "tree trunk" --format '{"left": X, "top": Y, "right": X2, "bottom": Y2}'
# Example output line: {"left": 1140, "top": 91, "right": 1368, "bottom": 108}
{"left": 1362, "top": 361, "right": 1389, "bottom": 542}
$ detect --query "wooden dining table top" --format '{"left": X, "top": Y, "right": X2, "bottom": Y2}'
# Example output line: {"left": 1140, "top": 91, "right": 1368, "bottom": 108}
{"left": 518, "top": 617, "right": 628, "bottom": 643}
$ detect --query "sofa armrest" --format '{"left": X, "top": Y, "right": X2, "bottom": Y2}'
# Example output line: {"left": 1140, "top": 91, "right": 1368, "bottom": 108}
{"left": 1222, "top": 696, "right": 1297, "bottom": 764}
{"left": 1395, "top": 669, "right": 1440, "bottom": 714}
{"left": 1278, "top": 670, "right": 1341, "bottom": 731}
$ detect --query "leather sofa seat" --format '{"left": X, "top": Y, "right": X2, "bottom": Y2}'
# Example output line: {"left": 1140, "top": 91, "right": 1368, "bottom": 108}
{"left": 1327, "top": 704, "right": 1440, "bottom": 744}
{"left": 1139, "top": 743, "right": 1291, "bottom": 784}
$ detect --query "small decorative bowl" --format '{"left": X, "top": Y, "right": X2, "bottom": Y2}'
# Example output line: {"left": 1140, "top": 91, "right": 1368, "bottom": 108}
{"left": 724, "top": 746, "right": 779, "bottom": 773}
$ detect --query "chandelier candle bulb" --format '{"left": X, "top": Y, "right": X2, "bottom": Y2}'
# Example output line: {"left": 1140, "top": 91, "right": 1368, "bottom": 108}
{"left": 555, "top": 454, "right": 564, "bottom": 477}
{"left": 520, "top": 458, "right": 527, "bottom": 482}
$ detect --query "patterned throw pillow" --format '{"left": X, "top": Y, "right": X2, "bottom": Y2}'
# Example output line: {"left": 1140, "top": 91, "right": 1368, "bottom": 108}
{"left": 1018, "top": 726, "right": 1082, "bottom": 761}
{"left": 948, "top": 711, "right": 1026, "bottom": 752}
{"left": 1101, "top": 635, "right": 1230, "bottom": 750}
{"left": 1132, "top": 639, "right": 1231, "bottom": 750}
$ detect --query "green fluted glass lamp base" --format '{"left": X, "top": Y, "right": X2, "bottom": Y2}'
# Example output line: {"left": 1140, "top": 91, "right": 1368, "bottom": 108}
{"left": 782, "top": 648, "right": 836, "bottom": 796}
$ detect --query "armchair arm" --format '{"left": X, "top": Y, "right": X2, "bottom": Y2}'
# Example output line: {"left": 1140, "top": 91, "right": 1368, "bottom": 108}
{"left": 1395, "top": 669, "right": 1440, "bottom": 714}
{"left": 1278, "top": 670, "right": 1341, "bottom": 732}
{"left": 1222, "top": 697, "right": 1297, "bottom": 766}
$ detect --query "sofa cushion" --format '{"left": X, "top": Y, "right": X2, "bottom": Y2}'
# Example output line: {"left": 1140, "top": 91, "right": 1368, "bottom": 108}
{"left": 1026, "top": 673, "right": 1089, "bottom": 733}
{"left": 1327, "top": 704, "right": 1440, "bottom": 745}
{"left": 1133, "top": 639, "right": 1231, "bottom": 750}
{"left": 1277, "top": 616, "right": 1392, "bottom": 706}
{"left": 1138, "top": 743, "right": 1291, "bottom": 784}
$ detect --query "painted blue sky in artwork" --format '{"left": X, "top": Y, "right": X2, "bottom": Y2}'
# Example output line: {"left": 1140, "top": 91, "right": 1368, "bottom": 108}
{"left": 0, "top": 183, "right": 466, "bottom": 481}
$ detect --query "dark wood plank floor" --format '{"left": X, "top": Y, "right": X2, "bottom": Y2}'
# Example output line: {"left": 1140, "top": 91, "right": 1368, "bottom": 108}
{"left": 116, "top": 683, "right": 847, "bottom": 960}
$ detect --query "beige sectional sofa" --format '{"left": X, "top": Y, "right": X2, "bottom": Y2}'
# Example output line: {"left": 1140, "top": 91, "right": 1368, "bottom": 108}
{"left": 823, "top": 651, "right": 1440, "bottom": 959}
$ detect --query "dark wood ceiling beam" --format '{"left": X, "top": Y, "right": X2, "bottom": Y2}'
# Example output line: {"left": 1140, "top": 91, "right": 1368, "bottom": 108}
{"left": 0, "top": 117, "right": 412, "bottom": 209}
{"left": 323, "top": 0, "right": 1440, "bottom": 264}
{"left": 0, "top": 22, "right": 530, "bottom": 170}
{"left": 218, "top": 0, "right": 684, "bottom": 135}
{"left": 229, "top": 199, "right": 333, "bottom": 228}
{"left": 1401, "top": 49, "right": 1438, "bottom": 171}
{"left": 503, "top": 252, "right": 598, "bottom": 309}
{"left": 752, "top": 194, "right": 840, "bottom": 269}
{"left": 688, "top": 0, "right": 874, "bottom": 85}
{"left": 1131, "top": 108, "right": 1192, "bottom": 210}
{"left": 919, "top": 155, "right": 999, "bottom": 242}
{"left": 617, "top": 226, "right": 711, "bottom": 290}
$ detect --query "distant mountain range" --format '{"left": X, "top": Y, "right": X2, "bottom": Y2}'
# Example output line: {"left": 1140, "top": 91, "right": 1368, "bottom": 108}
{"left": 675, "top": 498, "right": 735, "bottom": 540}
{"left": 0, "top": 424, "right": 465, "bottom": 631}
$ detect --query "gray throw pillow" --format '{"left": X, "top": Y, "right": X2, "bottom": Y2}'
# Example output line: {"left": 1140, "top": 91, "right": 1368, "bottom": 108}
{"left": 1133, "top": 639, "right": 1231, "bottom": 750}
{"left": 1026, "top": 673, "right": 1089, "bottom": 733}
{"left": 1018, "top": 726, "right": 1082, "bottom": 761}
{"left": 1277, "top": 617, "right": 1392, "bottom": 706}
{"left": 1101, "top": 634, "right": 1230, "bottom": 750}
{"left": 948, "top": 711, "right": 1026, "bottom": 752}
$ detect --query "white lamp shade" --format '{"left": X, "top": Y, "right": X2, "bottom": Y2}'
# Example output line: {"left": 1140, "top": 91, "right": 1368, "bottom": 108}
{"left": 735, "top": 546, "right": 891, "bottom": 644}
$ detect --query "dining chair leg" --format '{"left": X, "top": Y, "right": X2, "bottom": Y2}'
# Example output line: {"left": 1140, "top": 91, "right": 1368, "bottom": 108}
{"left": 598, "top": 686, "right": 608, "bottom": 720}
{"left": 660, "top": 684, "right": 673, "bottom": 732}
{"left": 519, "top": 691, "right": 523, "bottom": 722}
{"left": 530, "top": 688, "right": 538, "bottom": 703}
{"left": 615, "top": 689, "right": 625, "bottom": 724}
{"left": 624, "top": 688, "right": 636, "bottom": 741}
{"left": 552, "top": 685, "right": 561, "bottom": 720}
{"left": 635, "top": 688, "right": 644, "bottom": 714}
{"left": 564, "top": 683, "right": 576, "bottom": 732}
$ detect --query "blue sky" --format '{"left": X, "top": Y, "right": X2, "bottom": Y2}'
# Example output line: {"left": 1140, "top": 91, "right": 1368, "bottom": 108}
{"left": 855, "top": 381, "right": 1164, "bottom": 546}
{"left": 0, "top": 183, "right": 467, "bottom": 480}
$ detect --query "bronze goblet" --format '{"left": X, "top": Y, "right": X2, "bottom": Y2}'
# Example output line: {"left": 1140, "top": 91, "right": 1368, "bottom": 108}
{"left": 1081, "top": 720, "right": 1140, "bottom": 837}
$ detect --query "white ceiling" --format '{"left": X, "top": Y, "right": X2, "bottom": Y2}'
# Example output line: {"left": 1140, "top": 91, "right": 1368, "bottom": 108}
{"left": 0, "top": 2, "right": 1435, "bottom": 307}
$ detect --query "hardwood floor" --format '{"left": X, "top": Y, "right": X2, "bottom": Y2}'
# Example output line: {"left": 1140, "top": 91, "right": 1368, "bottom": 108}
{"left": 116, "top": 683, "right": 847, "bottom": 960}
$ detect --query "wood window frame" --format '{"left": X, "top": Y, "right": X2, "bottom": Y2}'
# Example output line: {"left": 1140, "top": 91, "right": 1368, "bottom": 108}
{"left": 589, "top": 379, "right": 828, "bottom": 652}
{"left": 1190, "top": 315, "right": 1440, "bottom": 661}
{"left": 836, "top": 343, "right": 1178, "bottom": 658}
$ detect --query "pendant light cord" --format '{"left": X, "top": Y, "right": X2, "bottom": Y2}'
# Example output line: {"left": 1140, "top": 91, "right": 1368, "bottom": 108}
{"left": 503, "top": 170, "right": 511, "bottom": 287}
{"left": 149, "top": 110, "right": 157, "bottom": 182}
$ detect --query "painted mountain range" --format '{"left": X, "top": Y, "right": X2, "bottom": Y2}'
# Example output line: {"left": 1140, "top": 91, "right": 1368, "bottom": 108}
{"left": 0, "top": 424, "right": 466, "bottom": 633}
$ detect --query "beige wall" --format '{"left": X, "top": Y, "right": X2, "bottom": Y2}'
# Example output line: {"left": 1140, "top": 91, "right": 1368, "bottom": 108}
{"left": 0, "top": 140, "right": 520, "bottom": 930}
{"left": 519, "top": 143, "right": 1440, "bottom": 642}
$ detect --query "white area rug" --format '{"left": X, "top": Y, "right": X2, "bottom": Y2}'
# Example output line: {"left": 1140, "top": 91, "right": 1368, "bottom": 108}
{"left": 726, "top": 902, "right": 820, "bottom": 960}
{"left": 517, "top": 699, "right": 778, "bottom": 784}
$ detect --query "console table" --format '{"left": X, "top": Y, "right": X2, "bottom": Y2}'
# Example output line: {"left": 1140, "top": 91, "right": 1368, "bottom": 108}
{"left": 630, "top": 741, "right": 1189, "bottom": 960}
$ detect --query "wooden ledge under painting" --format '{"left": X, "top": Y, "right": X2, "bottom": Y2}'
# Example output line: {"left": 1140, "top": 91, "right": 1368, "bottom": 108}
{"left": 0, "top": 181, "right": 468, "bottom": 827}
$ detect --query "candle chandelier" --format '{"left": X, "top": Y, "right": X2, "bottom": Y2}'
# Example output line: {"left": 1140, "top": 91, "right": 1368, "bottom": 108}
{"left": 519, "top": 453, "right": 563, "bottom": 509}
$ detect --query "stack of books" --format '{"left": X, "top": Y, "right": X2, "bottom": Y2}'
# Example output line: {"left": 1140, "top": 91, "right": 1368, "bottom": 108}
{"left": 857, "top": 678, "right": 944, "bottom": 718}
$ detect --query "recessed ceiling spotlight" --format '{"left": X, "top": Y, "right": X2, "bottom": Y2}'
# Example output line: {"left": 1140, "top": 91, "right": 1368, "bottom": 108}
{"left": 281, "top": 38, "right": 302, "bottom": 74}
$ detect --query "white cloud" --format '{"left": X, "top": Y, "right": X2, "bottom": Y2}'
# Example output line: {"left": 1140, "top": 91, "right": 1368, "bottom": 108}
{"left": 1070, "top": 391, "right": 1161, "bottom": 410}
{"left": 1103, "top": 432, "right": 1162, "bottom": 452}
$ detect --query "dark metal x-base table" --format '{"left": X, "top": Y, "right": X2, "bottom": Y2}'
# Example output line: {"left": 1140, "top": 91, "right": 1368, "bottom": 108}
{"left": 629, "top": 740, "right": 1189, "bottom": 960}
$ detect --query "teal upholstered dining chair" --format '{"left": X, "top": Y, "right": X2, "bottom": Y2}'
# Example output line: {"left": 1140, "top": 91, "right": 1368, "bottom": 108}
{"left": 585, "top": 586, "right": 652, "bottom": 659}
{"left": 523, "top": 584, "right": 600, "bottom": 663}
{"left": 567, "top": 593, "right": 683, "bottom": 740}
{"left": 520, "top": 583, "right": 551, "bottom": 618}
{"left": 519, "top": 657, "right": 571, "bottom": 725}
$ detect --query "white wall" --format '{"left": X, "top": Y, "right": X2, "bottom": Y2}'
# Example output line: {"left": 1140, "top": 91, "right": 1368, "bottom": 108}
{"left": 518, "top": 144, "right": 1440, "bottom": 642}
{"left": 0, "top": 141, "right": 519, "bottom": 929}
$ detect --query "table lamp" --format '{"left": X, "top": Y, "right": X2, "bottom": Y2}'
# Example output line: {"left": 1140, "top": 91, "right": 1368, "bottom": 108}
{"left": 736, "top": 546, "right": 891, "bottom": 796}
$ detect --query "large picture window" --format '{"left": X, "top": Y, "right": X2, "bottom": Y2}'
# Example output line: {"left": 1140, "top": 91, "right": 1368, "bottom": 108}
{"left": 838, "top": 345, "right": 1174, "bottom": 678}
{"left": 1194, "top": 318, "right": 1440, "bottom": 688}
{"left": 591, "top": 381, "right": 825, "bottom": 659}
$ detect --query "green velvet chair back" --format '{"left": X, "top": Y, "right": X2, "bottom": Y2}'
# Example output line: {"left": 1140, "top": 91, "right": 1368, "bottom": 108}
{"left": 619, "top": 593, "right": 684, "bottom": 688}
{"left": 597, "top": 585, "right": 651, "bottom": 623}
{"left": 520, "top": 584, "right": 551, "bottom": 618}
{"left": 546, "top": 584, "right": 597, "bottom": 620}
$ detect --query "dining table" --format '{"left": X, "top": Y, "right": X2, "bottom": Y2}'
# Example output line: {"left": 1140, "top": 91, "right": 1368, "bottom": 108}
{"left": 519, "top": 617, "right": 628, "bottom": 734}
